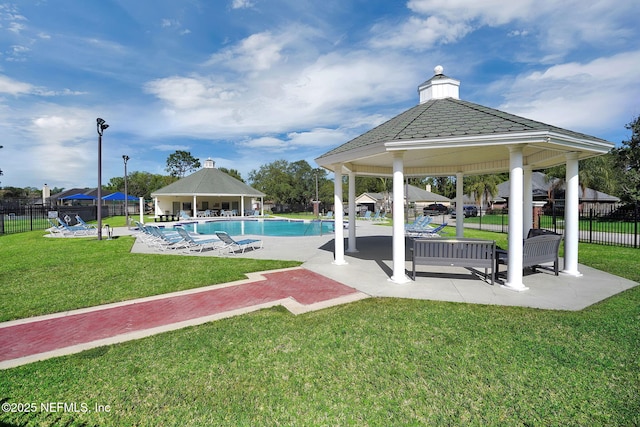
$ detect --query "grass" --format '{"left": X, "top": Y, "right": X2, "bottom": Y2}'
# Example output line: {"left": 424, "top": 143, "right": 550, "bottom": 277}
{"left": 0, "top": 227, "right": 300, "bottom": 322}
{"left": 1, "top": 223, "right": 639, "bottom": 425}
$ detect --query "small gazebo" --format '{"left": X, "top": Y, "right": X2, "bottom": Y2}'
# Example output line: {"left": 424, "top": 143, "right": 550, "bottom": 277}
{"left": 316, "top": 66, "right": 614, "bottom": 291}
{"left": 151, "top": 159, "right": 265, "bottom": 218}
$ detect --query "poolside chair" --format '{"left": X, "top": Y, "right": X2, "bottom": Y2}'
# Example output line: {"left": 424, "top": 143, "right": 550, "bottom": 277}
{"left": 215, "top": 231, "right": 263, "bottom": 254}
{"left": 75, "top": 215, "right": 97, "bottom": 230}
{"left": 46, "top": 218, "right": 67, "bottom": 237}
{"left": 175, "top": 227, "right": 220, "bottom": 253}
{"left": 324, "top": 211, "right": 334, "bottom": 219}
{"left": 359, "top": 210, "right": 372, "bottom": 220}
{"left": 56, "top": 217, "right": 95, "bottom": 236}
{"left": 407, "top": 222, "right": 448, "bottom": 238}
{"left": 405, "top": 215, "right": 432, "bottom": 233}
{"left": 179, "top": 210, "right": 190, "bottom": 220}
{"left": 146, "top": 226, "right": 190, "bottom": 251}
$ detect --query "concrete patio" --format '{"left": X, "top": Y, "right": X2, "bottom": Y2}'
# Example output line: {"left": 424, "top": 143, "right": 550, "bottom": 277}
{"left": 130, "top": 220, "right": 638, "bottom": 311}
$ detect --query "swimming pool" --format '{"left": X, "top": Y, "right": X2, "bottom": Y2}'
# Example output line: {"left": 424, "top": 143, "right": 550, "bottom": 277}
{"left": 177, "top": 219, "right": 334, "bottom": 237}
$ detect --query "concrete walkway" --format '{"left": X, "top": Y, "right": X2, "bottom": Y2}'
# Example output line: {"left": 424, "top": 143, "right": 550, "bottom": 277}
{"left": 1, "top": 219, "right": 636, "bottom": 369}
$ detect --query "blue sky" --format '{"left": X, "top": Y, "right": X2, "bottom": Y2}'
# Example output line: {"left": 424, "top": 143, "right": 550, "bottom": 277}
{"left": 0, "top": 0, "right": 639, "bottom": 189}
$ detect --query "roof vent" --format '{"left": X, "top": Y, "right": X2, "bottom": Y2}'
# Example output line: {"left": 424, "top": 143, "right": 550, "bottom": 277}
{"left": 204, "top": 158, "right": 215, "bottom": 168}
{"left": 418, "top": 65, "right": 460, "bottom": 104}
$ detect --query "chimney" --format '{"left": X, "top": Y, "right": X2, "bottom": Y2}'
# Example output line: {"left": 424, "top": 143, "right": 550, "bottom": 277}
{"left": 204, "top": 158, "right": 215, "bottom": 169}
{"left": 42, "top": 183, "right": 50, "bottom": 205}
{"left": 418, "top": 65, "right": 460, "bottom": 104}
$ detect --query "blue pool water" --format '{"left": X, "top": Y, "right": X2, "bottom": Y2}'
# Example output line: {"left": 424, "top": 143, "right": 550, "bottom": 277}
{"left": 178, "top": 219, "right": 334, "bottom": 237}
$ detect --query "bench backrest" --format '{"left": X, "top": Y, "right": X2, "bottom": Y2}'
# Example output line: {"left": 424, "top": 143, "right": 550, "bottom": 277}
{"left": 413, "top": 238, "right": 495, "bottom": 267}
{"left": 522, "top": 234, "right": 562, "bottom": 267}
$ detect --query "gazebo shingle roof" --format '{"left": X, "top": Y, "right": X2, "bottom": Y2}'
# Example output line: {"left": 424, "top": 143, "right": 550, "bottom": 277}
{"left": 318, "top": 98, "right": 610, "bottom": 159}
{"left": 151, "top": 167, "right": 264, "bottom": 197}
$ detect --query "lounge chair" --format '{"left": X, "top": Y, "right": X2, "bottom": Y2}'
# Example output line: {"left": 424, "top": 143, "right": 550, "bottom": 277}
{"left": 75, "top": 215, "right": 97, "bottom": 230}
{"left": 324, "top": 211, "right": 334, "bottom": 219}
{"left": 406, "top": 222, "right": 448, "bottom": 237}
{"left": 215, "top": 231, "right": 263, "bottom": 254}
{"left": 175, "top": 227, "right": 220, "bottom": 253}
{"left": 56, "top": 218, "right": 95, "bottom": 236}
{"left": 146, "top": 226, "right": 189, "bottom": 251}
{"left": 179, "top": 210, "right": 190, "bottom": 220}
{"left": 405, "top": 215, "right": 432, "bottom": 233}
{"left": 359, "top": 211, "right": 372, "bottom": 220}
{"left": 46, "top": 218, "right": 67, "bottom": 237}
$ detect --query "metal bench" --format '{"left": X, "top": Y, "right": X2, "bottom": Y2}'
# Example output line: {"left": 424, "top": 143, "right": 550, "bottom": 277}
{"left": 411, "top": 238, "right": 496, "bottom": 284}
{"left": 496, "top": 233, "right": 563, "bottom": 279}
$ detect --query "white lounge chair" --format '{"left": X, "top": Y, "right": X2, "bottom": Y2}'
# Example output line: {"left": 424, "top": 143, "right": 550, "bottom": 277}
{"left": 215, "top": 231, "right": 263, "bottom": 254}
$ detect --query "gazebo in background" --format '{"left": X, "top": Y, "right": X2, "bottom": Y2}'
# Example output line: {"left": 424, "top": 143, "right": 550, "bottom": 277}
{"left": 151, "top": 159, "right": 265, "bottom": 218}
{"left": 316, "top": 66, "right": 614, "bottom": 291}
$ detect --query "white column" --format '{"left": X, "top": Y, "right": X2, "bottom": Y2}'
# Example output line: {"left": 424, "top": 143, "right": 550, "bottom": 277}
{"left": 333, "top": 164, "right": 347, "bottom": 265}
{"left": 193, "top": 195, "right": 197, "bottom": 218}
{"left": 391, "top": 152, "right": 410, "bottom": 283}
{"left": 347, "top": 171, "right": 358, "bottom": 252}
{"left": 524, "top": 166, "right": 533, "bottom": 238}
{"left": 260, "top": 196, "right": 264, "bottom": 216}
{"left": 240, "top": 196, "right": 245, "bottom": 217}
{"left": 139, "top": 197, "right": 144, "bottom": 224}
{"left": 503, "top": 145, "right": 528, "bottom": 291}
{"left": 456, "top": 172, "right": 464, "bottom": 238}
{"left": 563, "top": 152, "right": 581, "bottom": 276}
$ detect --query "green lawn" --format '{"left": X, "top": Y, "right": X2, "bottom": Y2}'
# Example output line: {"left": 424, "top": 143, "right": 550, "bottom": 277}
{"left": 1, "top": 225, "right": 639, "bottom": 426}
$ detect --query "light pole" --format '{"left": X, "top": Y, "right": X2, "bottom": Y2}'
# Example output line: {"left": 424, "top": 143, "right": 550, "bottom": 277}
{"left": 96, "top": 118, "right": 109, "bottom": 240}
{"left": 122, "top": 155, "right": 130, "bottom": 227}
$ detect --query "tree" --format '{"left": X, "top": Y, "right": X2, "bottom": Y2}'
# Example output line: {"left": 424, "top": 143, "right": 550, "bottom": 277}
{"left": 248, "top": 160, "right": 331, "bottom": 211}
{"left": 218, "top": 167, "right": 244, "bottom": 182}
{"left": 464, "top": 174, "right": 504, "bottom": 210}
{"left": 165, "top": 151, "right": 201, "bottom": 178}
{"left": 612, "top": 115, "right": 640, "bottom": 203}
{"left": 106, "top": 171, "right": 178, "bottom": 199}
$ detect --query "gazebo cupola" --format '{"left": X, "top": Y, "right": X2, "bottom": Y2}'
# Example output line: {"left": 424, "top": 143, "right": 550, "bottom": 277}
{"left": 418, "top": 65, "right": 460, "bottom": 103}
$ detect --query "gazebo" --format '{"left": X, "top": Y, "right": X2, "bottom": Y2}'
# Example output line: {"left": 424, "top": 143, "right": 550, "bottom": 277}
{"left": 315, "top": 66, "right": 614, "bottom": 291}
{"left": 151, "top": 159, "right": 265, "bottom": 218}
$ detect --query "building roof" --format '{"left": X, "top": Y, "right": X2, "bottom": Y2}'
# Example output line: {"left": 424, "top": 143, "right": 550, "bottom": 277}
{"left": 497, "top": 172, "right": 620, "bottom": 202}
{"left": 151, "top": 163, "right": 264, "bottom": 197}
{"left": 318, "top": 97, "right": 610, "bottom": 161}
{"left": 316, "top": 66, "right": 613, "bottom": 177}
{"left": 356, "top": 185, "right": 450, "bottom": 204}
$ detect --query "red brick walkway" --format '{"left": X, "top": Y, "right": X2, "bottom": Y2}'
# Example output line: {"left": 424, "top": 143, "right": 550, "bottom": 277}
{"left": 0, "top": 268, "right": 365, "bottom": 369}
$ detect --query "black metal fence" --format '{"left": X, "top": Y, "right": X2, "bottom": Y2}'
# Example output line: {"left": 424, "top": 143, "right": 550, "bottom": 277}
{"left": 469, "top": 203, "right": 639, "bottom": 249}
{"left": 0, "top": 204, "right": 134, "bottom": 235}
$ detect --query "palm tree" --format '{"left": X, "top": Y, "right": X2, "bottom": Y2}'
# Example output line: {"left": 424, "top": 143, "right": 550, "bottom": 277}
{"left": 464, "top": 174, "right": 503, "bottom": 212}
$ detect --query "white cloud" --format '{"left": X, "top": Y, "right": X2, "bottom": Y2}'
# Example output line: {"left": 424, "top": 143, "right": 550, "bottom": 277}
{"left": 0, "top": 74, "right": 33, "bottom": 94}
{"left": 231, "top": 0, "right": 255, "bottom": 9}
{"left": 499, "top": 50, "right": 640, "bottom": 135}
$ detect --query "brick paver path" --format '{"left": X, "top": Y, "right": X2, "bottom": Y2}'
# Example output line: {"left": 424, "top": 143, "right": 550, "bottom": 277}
{"left": 0, "top": 268, "right": 363, "bottom": 368}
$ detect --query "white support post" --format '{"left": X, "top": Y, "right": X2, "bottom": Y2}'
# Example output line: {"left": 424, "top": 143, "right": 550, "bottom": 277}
{"left": 456, "top": 172, "right": 464, "bottom": 238}
{"left": 347, "top": 171, "right": 358, "bottom": 253}
{"left": 391, "top": 152, "right": 410, "bottom": 283}
{"left": 503, "top": 145, "right": 528, "bottom": 291}
{"left": 193, "top": 195, "right": 197, "bottom": 218}
{"left": 333, "top": 164, "right": 347, "bottom": 265}
{"left": 563, "top": 152, "right": 581, "bottom": 276}
{"left": 240, "top": 196, "right": 245, "bottom": 217}
{"left": 524, "top": 166, "right": 533, "bottom": 238}
{"left": 139, "top": 197, "right": 145, "bottom": 224}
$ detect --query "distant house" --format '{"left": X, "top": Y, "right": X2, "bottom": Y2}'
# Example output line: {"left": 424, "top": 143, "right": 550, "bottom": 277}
{"left": 496, "top": 172, "right": 620, "bottom": 212}
{"left": 150, "top": 159, "right": 265, "bottom": 217}
{"left": 355, "top": 185, "right": 450, "bottom": 213}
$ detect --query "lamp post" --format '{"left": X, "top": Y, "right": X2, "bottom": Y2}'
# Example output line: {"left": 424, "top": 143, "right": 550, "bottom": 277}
{"left": 96, "top": 118, "right": 109, "bottom": 240}
{"left": 122, "top": 155, "right": 130, "bottom": 227}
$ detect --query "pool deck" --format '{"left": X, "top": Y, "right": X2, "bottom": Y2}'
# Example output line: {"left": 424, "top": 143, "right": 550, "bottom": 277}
{"left": 131, "top": 219, "right": 637, "bottom": 311}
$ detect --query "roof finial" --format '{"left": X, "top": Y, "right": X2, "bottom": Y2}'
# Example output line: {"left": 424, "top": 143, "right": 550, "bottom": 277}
{"left": 434, "top": 65, "right": 444, "bottom": 75}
